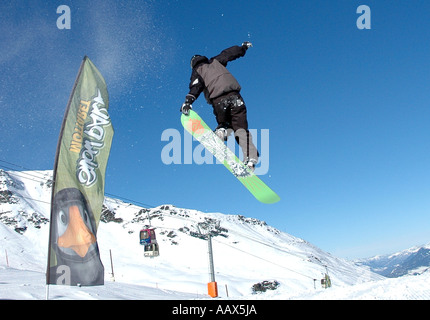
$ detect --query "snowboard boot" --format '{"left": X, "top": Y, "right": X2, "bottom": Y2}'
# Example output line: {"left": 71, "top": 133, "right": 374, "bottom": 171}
{"left": 214, "top": 128, "right": 228, "bottom": 141}
{"left": 244, "top": 158, "right": 258, "bottom": 172}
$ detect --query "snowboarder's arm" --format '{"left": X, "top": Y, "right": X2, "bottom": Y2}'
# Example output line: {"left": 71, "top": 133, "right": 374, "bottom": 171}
{"left": 213, "top": 44, "right": 249, "bottom": 67}
{"left": 181, "top": 70, "right": 204, "bottom": 114}
{"left": 186, "top": 69, "right": 205, "bottom": 103}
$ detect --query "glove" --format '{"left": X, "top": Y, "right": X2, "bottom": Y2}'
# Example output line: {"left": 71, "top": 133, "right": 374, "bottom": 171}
{"left": 180, "top": 96, "right": 195, "bottom": 115}
{"left": 180, "top": 102, "right": 192, "bottom": 115}
{"left": 242, "top": 41, "right": 253, "bottom": 49}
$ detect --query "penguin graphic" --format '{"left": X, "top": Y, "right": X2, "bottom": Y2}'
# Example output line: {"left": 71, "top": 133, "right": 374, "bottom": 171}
{"left": 48, "top": 188, "right": 104, "bottom": 286}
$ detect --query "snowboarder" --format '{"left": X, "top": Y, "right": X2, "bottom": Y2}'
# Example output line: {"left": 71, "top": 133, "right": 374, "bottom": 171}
{"left": 181, "top": 42, "right": 259, "bottom": 171}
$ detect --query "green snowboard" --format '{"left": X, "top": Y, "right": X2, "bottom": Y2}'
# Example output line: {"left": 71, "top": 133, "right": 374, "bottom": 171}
{"left": 181, "top": 110, "right": 280, "bottom": 204}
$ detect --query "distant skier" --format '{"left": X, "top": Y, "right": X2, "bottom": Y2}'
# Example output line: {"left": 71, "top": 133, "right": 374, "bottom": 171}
{"left": 181, "top": 42, "right": 259, "bottom": 171}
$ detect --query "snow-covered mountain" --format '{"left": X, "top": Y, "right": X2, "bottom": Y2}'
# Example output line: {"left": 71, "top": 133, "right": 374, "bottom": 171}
{"left": 2, "top": 169, "right": 430, "bottom": 300}
{"left": 356, "top": 243, "right": 430, "bottom": 278}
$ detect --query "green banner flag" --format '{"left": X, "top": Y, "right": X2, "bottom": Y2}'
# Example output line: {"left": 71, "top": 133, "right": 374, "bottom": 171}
{"left": 47, "top": 56, "right": 114, "bottom": 286}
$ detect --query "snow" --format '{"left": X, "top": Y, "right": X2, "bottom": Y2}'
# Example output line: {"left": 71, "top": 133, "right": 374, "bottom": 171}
{"left": 0, "top": 267, "right": 199, "bottom": 300}
{"left": 1, "top": 266, "right": 430, "bottom": 300}
{"left": 1, "top": 170, "right": 430, "bottom": 300}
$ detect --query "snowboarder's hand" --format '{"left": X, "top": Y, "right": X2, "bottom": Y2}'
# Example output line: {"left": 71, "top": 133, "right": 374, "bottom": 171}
{"left": 242, "top": 41, "right": 253, "bottom": 49}
{"left": 180, "top": 102, "right": 192, "bottom": 116}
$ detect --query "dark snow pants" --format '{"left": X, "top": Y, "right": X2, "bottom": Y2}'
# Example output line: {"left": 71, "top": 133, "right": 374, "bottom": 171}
{"left": 211, "top": 92, "right": 259, "bottom": 161}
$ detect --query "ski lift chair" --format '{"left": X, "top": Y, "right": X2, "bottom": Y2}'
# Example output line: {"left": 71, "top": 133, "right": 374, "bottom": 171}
{"left": 144, "top": 243, "right": 160, "bottom": 257}
{"left": 140, "top": 228, "right": 159, "bottom": 257}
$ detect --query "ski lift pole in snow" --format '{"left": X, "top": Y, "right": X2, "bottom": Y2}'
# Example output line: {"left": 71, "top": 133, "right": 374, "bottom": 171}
{"left": 194, "top": 222, "right": 218, "bottom": 298}
{"left": 146, "top": 210, "right": 152, "bottom": 227}
{"left": 207, "top": 234, "right": 218, "bottom": 298}
{"left": 5, "top": 249, "right": 9, "bottom": 267}
{"left": 109, "top": 249, "right": 115, "bottom": 282}
{"left": 321, "top": 273, "right": 332, "bottom": 289}
{"left": 321, "top": 265, "right": 332, "bottom": 289}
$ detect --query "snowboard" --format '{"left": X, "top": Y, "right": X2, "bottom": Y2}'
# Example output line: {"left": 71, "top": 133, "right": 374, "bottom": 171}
{"left": 181, "top": 110, "right": 280, "bottom": 204}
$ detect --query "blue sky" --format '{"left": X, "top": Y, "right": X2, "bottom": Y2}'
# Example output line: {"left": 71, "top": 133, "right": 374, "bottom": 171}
{"left": 1, "top": 0, "right": 430, "bottom": 259}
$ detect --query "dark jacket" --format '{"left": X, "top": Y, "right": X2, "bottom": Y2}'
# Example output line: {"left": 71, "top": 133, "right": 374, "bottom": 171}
{"left": 186, "top": 45, "right": 248, "bottom": 104}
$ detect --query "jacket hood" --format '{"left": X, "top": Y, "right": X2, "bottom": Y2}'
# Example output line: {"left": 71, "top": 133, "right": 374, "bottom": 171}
{"left": 190, "top": 55, "right": 209, "bottom": 69}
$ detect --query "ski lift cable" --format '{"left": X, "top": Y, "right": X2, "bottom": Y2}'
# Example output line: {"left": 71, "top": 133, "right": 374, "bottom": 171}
{"left": 0, "top": 159, "right": 158, "bottom": 209}
{"left": 154, "top": 208, "right": 310, "bottom": 264}
{"left": 0, "top": 159, "right": 46, "bottom": 173}
{"left": 212, "top": 237, "right": 317, "bottom": 281}
{"left": 100, "top": 191, "right": 330, "bottom": 276}
{"left": 146, "top": 215, "right": 320, "bottom": 282}
{"left": 0, "top": 165, "right": 49, "bottom": 185}
{"left": 104, "top": 192, "right": 156, "bottom": 209}
{"left": 142, "top": 206, "right": 330, "bottom": 273}
{"left": 2, "top": 162, "right": 236, "bottom": 223}
{"left": 0, "top": 169, "right": 47, "bottom": 185}
{"left": 15, "top": 195, "right": 51, "bottom": 205}
{"left": 0, "top": 159, "right": 35, "bottom": 171}
{"left": 145, "top": 211, "right": 328, "bottom": 275}
{"left": 0, "top": 160, "right": 52, "bottom": 182}
{"left": 140, "top": 220, "right": 317, "bottom": 282}
{"left": 140, "top": 222, "right": 319, "bottom": 283}
{"left": 0, "top": 166, "right": 157, "bottom": 218}
{"left": 214, "top": 224, "right": 328, "bottom": 271}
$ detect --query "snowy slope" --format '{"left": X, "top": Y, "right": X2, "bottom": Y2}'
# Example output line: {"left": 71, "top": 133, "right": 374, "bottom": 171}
{"left": 1, "top": 169, "right": 430, "bottom": 300}
{"left": 2, "top": 266, "right": 430, "bottom": 300}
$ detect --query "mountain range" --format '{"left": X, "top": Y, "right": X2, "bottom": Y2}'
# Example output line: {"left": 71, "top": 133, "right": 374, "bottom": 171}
{"left": 356, "top": 243, "right": 430, "bottom": 278}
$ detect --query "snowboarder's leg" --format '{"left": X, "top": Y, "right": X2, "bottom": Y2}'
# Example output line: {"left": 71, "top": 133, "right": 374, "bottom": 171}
{"left": 230, "top": 97, "right": 259, "bottom": 167}
{"left": 234, "top": 128, "right": 259, "bottom": 170}
{"left": 212, "top": 99, "right": 232, "bottom": 141}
